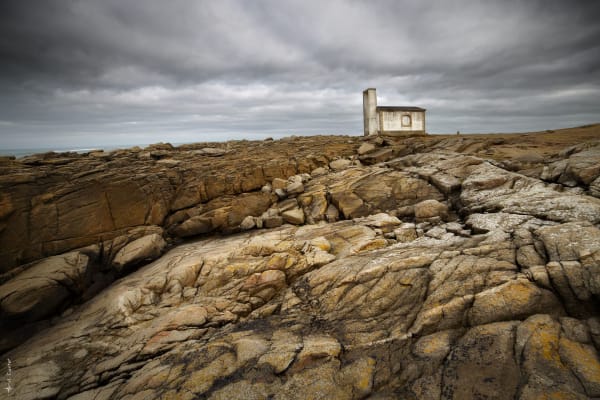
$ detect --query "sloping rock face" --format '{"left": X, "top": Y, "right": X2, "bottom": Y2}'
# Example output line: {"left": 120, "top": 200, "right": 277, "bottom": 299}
{"left": 1, "top": 127, "right": 600, "bottom": 399}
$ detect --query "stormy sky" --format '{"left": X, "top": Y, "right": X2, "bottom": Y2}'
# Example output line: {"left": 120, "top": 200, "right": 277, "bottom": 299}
{"left": 0, "top": 0, "right": 599, "bottom": 150}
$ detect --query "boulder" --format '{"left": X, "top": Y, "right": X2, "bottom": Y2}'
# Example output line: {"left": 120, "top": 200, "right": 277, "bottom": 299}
{"left": 414, "top": 199, "right": 449, "bottom": 221}
{"left": 302, "top": 192, "right": 328, "bottom": 223}
{"left": 173, "top": 216, "right": 213, "bottom": 237}
{"left": 357, "top": 212, "right": 402, "bottom": 233}
{"left": 395, "top": 223, "right": 418, "bottom": 242}
{"left": 282, "top": 208, "right": 305, "bottom": 225}
{"left": 278, "top": 198, "right": 299, "bottom": 212}
{"left": 298, "top": 173, "right": 312, "bottom": 183}
{"left": 263, "top": 216, "right": 284, "bottom": 228}
{"left": 240, "top": 216, "right": 256, "bottom": 231}
{"left": 357, "top": 143, "right": 376, "bottom": 155}
{"left": 330, "top": 192, "right": 368, "bottom": 219}
{"left": 311, "top": 167, "right": 328, "bottom": 177}
{"left": 329, "top": 158, "right": 352, "bottom": 171}
{"left": 192, "top": 147, "right": 227, "bottom": 157}
{"left": 0, "top": 251, "right": 92, "bottom": 321}
{"left": 286, "top": 181, "right": 304, "bottom": 195}
{"left": 358, "top": 148, "right": 394, "bottom": 165}
{"left": 261, "top": 183, "right": 272, "bottom": 194}
{"left": 112, "top": 233, "right": 167, "bottom": 271}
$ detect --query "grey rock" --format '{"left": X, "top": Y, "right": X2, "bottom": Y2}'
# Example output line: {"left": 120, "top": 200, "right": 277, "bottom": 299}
{"left": 311, "top": 167, "right": 328, "bottom": 177}
{"left": 329, "top": 158, "right": 352, "bottom": 171}
{"left": 275, "top": 188, "right": 287, "bottom": 199}
{"left": 192, "top": 147, "right": 227, "bottom": 157}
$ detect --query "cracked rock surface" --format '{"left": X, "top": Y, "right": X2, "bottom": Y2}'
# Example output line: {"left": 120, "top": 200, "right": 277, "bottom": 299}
{"left": 1, "top": 125, "right": 600, "bottom": 399}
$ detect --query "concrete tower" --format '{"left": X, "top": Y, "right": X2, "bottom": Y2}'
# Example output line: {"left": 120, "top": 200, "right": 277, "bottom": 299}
{"left": 363, "top": 88, "right": 378, "bottom": 136}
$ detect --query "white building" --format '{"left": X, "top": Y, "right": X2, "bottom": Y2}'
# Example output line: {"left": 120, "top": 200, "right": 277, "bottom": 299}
{"left": 363, "top": 88, "right": 426, "bottom": 136}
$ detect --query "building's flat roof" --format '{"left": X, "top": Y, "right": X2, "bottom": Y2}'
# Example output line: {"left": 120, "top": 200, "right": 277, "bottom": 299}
{"left": 377, "top": 106, "right": 426, "bottom": 112}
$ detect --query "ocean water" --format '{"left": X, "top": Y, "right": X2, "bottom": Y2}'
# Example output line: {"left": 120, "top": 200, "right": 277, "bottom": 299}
{"left": 0, "top": 139, "right": 247, "bottom": 158}
{"left": 0, "top": 147, "right": 103, "bottom": 158}
{"left": 0, "top": 143, "right": 160, "bottom": 158}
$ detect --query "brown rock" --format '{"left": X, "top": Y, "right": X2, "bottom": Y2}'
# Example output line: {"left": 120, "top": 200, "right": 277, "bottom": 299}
{"left": 112, "top": 233, "right": 167, "bottom": 272}
{"left": 0, "top": 135, "right": 357, "bottom": 271}
{"left": 239, "top": 216, "right": 256, "bottom": 231}
{"left": 286, "top": 181, "right": 304, "bottom": 195}
{"left": 330, "top": 192, "right": 368, "bottom": 219}
{"left": 395, "top": 223, "right": 418, "bottom": 242}
{"left": 282, "top": 208, "right": 305, "bottom": 225}
{"left": 173, "top": 216, "right": 213, "bottom": 237}
{"left": 4, "top": 129, "right": 600, "bottom": 399}
{"left": 358, "top": 148, "right": 394, "bottom": 165}
{"left": 311, "top": 167, "right": 328, "bottom": 177}
{"left": 442, "top": 322, "right": 521, "bottom": 399}
{"left": 357, "top": 142, "right": 376, "bottom": 155}
{"left": 329, "top": 158, "right": 352, "bottom": 170}
{"left": 263, "top": 216, "right": 283, "bottom": 228}
{"left": 0, "top": 251, "right": 91, "bottom": 321}
{"left": 414, "top": 199, "right": 449, "bottom": 220}
{"left": 272, "top": 178, "right": 287, "bottom": 190}
{"left": 468, "top": 280, "right": 564, "bottom": 325}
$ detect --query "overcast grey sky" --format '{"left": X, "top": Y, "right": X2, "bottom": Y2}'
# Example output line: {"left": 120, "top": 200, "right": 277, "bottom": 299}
{"left": 0, "top": 0, "right": 599, "bottom": 149}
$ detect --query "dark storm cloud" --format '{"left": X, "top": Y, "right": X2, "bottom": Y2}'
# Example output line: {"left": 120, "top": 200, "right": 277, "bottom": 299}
{"left": 0, "top": 0, "right": 599, "bottom": 149}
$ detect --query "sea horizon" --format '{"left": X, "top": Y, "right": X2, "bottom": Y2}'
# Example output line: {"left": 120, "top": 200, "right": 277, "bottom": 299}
{"left": 0, "top": 144, "right": 152, "bottom": 159}
{"left": 0, "top": 132, "right": 358, "bottom": 158}
{"left": 0, "top": 141, "right": 202, "bottom": 158}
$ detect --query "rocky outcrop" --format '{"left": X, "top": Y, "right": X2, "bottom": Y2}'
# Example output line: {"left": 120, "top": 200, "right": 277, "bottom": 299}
{"left": 4, "top": 208, "right": 600, "bottom": 399}
{"left": 0, "top": 136, "right": 359, "bottom": 272}
{"left": 1, "top": 125, "right": 600, "bottom": 399}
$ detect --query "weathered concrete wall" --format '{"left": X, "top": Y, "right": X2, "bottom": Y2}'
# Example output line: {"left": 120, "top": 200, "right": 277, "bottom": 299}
{"left": 363, "top": 88, "right": 378, "bottom": 136}
{"left": 379, "top": 110, "right": 425, "bottom": 135}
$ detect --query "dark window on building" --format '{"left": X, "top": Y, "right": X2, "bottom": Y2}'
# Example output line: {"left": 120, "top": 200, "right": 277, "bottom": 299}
{"left": 401, "top": 114, "right": 411, "bottom": 127}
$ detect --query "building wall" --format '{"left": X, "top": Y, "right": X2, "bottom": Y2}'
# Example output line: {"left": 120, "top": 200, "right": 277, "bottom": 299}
{"left": 378, "top": 110, "right": 425, "bottom": 134}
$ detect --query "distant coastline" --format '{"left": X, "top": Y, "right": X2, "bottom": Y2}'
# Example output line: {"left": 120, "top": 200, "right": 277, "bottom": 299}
{"left": 0, "top": 143, "right": 180, "bottom": 158}
{"left": 0, "top": 144, "right": 152, "bottom": 158}
{"left": 0, "top": 147, "right": 104, "bottom": 158}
